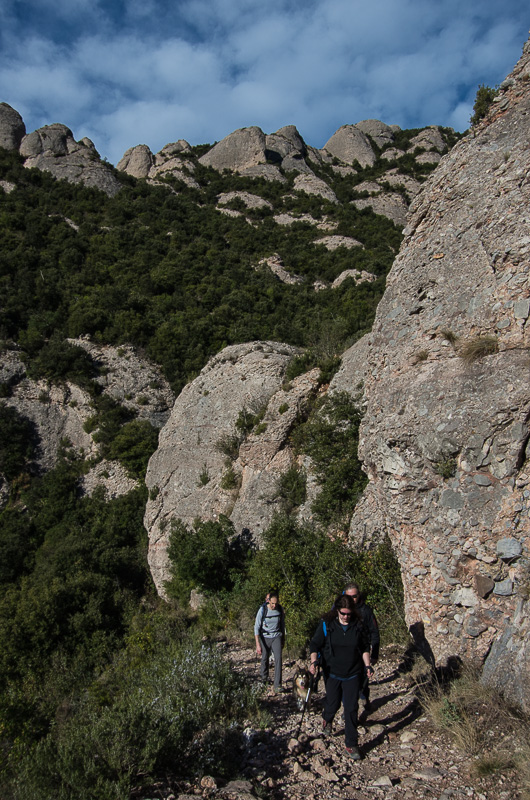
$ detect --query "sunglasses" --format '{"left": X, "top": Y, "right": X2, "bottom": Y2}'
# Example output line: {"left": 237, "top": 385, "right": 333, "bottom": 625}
{"left": 338, "top": 609, "right": 352, "bottom": 616}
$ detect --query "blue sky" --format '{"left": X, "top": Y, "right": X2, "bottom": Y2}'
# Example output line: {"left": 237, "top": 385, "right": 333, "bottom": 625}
{"left": 1, "top": 0, "right": 528, "bottom": 165}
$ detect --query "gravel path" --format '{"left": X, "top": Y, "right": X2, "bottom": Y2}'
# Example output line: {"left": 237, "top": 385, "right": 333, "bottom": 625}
{"left": 215, "top": 641, "right": 524, "bottom": 800}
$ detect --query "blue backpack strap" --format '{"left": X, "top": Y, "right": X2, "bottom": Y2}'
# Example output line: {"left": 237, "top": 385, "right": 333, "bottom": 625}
{"left": 322, "top": 620, "right": 327, "bottom": 637}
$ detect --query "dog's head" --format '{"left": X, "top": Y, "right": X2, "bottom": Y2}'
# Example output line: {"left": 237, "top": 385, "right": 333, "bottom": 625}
{"left": 293, "top": 668, "right": 310, "bottom": 692}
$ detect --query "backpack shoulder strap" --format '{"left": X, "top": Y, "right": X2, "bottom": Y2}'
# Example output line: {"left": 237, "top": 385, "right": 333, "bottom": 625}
{"left": 259, "top": 602, "right": 268, "bottom": 634}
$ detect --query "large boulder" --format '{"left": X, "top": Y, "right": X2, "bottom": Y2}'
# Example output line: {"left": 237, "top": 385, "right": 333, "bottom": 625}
{"left": 117, "top": 144, "right": 154, "bottom": 178}
{"left": 347, "top": 38, "right": 530, "bottom": 709}
{"left": 0, "top": 102, "right": 26, "bottom": 150}
{"left": 322, "top": 125, "right": 376, "bottom": 168}
{"left": 293, "top": 173, "right": 338, "bottom": 204}
{"left": 352, "top": 193, "right": 409, "bottom": 227}
{"left": 20, "top": 123, "right": 121, "bottom": 196}
{"left": 199, "top": 126, "right": 267, "bottom": 172}
{"left": 355, "top": 119, "right": 396, "bottom": 149}
{"left": 144, "top": 342, "right": 321, "bottom": 596}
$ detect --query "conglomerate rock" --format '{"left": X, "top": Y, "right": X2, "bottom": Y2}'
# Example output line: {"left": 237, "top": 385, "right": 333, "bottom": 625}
{"left": 0, "top": 102, "right": 26, "bottom": 150}
{"left": 346, "top": 38, "right": 530, "bottom": 710}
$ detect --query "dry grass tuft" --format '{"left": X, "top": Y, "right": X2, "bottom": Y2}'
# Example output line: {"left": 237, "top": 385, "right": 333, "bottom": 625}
{"left": 417, "top": 661, "right": 530, "bottom": 793}
{"left": 458, "top": 335, "right": 499, "bottom": 364}
{"left": 439, "top": 328, "right": 459, "bottom": 345}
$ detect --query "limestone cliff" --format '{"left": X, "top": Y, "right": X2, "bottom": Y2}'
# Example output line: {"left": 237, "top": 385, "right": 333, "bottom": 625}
{"left": 346, "top": 40, "right": 530, "bottom": 709}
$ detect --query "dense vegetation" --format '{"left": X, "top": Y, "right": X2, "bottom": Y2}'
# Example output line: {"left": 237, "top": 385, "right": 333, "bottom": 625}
{"left": 0, "top": 127, "right": 456, "bottom": 797}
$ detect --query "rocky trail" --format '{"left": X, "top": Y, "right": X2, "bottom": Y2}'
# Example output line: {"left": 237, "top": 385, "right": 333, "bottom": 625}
{"left": 165, "top": 641, "right": 525, "bottom": 800}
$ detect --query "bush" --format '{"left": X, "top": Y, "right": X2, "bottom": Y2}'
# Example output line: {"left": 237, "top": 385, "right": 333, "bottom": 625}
{"left": 13, "top": 632, "right": 260, "bottom": 800}
{"left": 106, "top": 419, "right": 159, "bottom": 479}
{"left": 0, "top": 403, "right": 36, "bottom": 480}
{"left": 273, "top": 466, "right": 307, "bottom": 513}
{"left": 292, "top": 390, "right": 366, "bottom": 527}
{"left": 470, "top": 84, "right": 499, "bottom": 126}
{"left": 165, "top": 516, "right": 248, "bottom": 604}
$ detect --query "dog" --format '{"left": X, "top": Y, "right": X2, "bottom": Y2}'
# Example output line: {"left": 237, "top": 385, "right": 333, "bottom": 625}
{"left": 293, "top": 668, "right": 312, "bottom": 712}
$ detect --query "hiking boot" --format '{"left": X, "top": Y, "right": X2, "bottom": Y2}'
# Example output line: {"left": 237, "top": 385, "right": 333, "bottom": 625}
{"left": 322, "top": 719, "right": 332, "bottom": 733}
{"left": 345, "top": 745, "right": 362, "bottom": 761}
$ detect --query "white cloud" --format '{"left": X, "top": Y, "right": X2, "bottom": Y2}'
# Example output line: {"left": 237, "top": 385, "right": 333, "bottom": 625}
{"left": 0, "top": 0, "right": 527, "bottom": 162}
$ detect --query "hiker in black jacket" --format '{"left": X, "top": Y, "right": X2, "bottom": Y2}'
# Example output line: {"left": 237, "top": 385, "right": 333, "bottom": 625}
{"left": 344, "top": 583, "right": 380, "bottom": 710}
{"left": 308, "top": 594, "right": 373, "bottom": 761}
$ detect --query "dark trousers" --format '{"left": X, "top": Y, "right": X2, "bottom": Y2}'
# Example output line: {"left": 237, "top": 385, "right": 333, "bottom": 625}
{"left": 360, "top": 671, "right": 370, "bottom": 702}
{"left": 259, "top": 635, "right": 283, "bottom": 688}
{"left": 323, "top": 673, "right": 361, "bottom": 747}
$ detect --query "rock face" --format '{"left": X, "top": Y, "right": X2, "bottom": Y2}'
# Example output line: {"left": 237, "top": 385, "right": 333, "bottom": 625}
{"left": 144, "top": 342, "right": 321, "bottom": 596}
{"left": 20, "top": 123, "right": 121, "bottom": 196}
{"left": 68, "top": 338, "right": 174, "bottom": 428}
{"left": 352, "top": 193, "right": 409, "bottom": 227}
{"left": 293, "top": 173, "right": 338, "bottom": 204}
{"left": 1, "top": 351, "right": 97, "bottom": 473}
{"left": 0, "top": 341, "right": 173, "bottom": 495}
{"left": 0, "top": 102, "right": 26, "bottom": 150}
{"left": 117, "top": 141, "right": 200, "bottom": 189}
{"left": 347, "top": 39, "right": 530, "bottom": 709}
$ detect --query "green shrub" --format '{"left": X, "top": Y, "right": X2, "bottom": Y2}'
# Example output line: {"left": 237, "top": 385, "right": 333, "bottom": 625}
{"left": 273, "top": 466, "right": 307, "bottom": 513}
{"left": 470, "top": 84, "right": 499, "bottom": 126}
{"left": 25, "top": 334, "right": 96, "bottom": 389}
{"left": 292, "top": 390, "right": 366, "bottom": 527}
{"left": 106, "top": 419, "right": 159, "bottom": 479}
{"left": 435, "top": 458, "right": 457, "bottom": 479}
{"left": 165, "top": 516, "right": 236, "bottom": 603}
{"left": 0, "top": 404, "right": 36, "bottom": 480}
{"left": 220, "top": 465, "right": 239, "bottom": 490}
{"left": 214, "top": 433, "right": 241, "bottom": 461}
{"left": 198, "top": 464, "right": 210, "bottom": 486}
{"left": 13, "top": 633, "right": 259, "bottom": 800}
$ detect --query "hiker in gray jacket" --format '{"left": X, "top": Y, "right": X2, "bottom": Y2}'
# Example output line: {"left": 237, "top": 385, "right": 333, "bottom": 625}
{"left": 254, "top": 593, "right": 285, "bottom": 693}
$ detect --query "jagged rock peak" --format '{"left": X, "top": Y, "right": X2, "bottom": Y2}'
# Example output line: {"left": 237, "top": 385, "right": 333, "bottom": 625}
{"left": 348, "top": 36, "right": 530, "bottom": 710}
{"left": 322, "top": 124, "right": 376, "bottom": 168}
{"left": 0, "top": 102, "right": 26, "bottom": 150}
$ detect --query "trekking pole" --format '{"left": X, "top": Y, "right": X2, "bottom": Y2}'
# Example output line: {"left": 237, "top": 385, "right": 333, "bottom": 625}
{"left": 295, "top": 662, "right": 319, "bottom": 738}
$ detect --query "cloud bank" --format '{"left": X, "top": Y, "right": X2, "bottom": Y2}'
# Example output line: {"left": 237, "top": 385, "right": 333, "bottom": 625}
{"left": 1, "top": 0, "right": 528, "bottom": 164}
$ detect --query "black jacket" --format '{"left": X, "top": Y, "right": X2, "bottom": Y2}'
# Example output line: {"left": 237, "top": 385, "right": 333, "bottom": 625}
{"left": 356, "top": 601, "right": 380, "bottom": 662}
{"left": 309, "top": 617, "right": 369, "bottom": 680}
